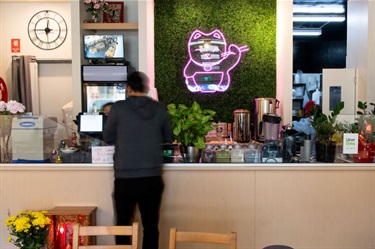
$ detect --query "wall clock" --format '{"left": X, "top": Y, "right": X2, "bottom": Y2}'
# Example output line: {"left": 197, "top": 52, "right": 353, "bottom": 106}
{"left": 27, "top": 10, "right": 68, "bottom": 50}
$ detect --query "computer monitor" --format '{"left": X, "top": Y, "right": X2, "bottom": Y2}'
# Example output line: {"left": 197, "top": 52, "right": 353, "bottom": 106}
{"left": 77, "top": 113, "right": 105, "bottom": 136}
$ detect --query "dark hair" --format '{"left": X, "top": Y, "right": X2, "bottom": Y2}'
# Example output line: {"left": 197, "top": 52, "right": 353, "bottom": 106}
{"left": 127, "top": 71, "right": 149, "bottom": 93}
{"left": 102, "top": 102, "right": 114, "bottom": 109}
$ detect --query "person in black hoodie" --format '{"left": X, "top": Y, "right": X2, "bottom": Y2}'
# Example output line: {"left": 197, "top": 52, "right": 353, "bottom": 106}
{"left": 103, "top": 71, "right": 173, "bottom": 249}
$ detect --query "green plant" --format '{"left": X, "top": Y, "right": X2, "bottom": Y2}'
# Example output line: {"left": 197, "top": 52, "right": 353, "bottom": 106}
{"left": 5, "top": 210, "right": 51, "bottom": 249}
{"left": 356, "top": 101, "right": 375, "bottom": 142}
{"left": 311, "top": 101, "right": 345, "bottom": 144}
{"left": 167, "top": 101, "right": 216, "bottom": 149}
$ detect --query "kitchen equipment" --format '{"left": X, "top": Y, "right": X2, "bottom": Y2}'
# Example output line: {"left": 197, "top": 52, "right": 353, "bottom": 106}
{"left": 281, "top": 124, "right": 298, "bottom": 163}
{"left": 261, "top": 113, "right": 282, "bottom": 163}
{"left": 254, "top": 98, "right": 280, "bottom": 141}
{"left": 263, "top": 113, "right": 282, "bottom": 141}
{"left": 233, "top": 109, "right": 251, "bottom": 143}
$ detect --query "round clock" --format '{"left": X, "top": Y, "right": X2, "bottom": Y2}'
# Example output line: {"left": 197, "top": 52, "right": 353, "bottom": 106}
{"left": 28, "top": 10, "right": 68, "bottom": 50}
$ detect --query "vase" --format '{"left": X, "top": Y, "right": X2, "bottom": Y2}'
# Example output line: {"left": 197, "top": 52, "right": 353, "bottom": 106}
{"left": 180, "top": 145, "right": 201, "bottom": 163}
{"left": 315, "top": 141, "right": 336, "bottom": 163}
{"left": 91, "top": 13, "right": 102, "bottom": 23}
{"left": 0, "top": 115, "right": 15, "bottom": 163}
{"left": 353, "top": 142, "right": 375, "bottom": 163}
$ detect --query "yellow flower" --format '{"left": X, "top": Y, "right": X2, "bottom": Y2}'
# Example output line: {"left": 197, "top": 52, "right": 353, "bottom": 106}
{"left": 5, "top": 210, "right": 51, "bottom": 248}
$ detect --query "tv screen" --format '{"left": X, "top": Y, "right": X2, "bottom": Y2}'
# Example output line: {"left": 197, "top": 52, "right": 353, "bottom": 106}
{"left": 78, "top": 113, "right": 105, "bottom": 134}
{"left": 84, "top": 35, "right": 125, "bottom": 59}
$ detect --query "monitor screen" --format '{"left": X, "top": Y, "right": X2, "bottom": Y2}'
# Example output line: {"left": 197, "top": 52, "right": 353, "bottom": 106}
{"left": 78, "top": 113, "right": 105, "bottom": 134}
{"left": 84, "top": 35, "right": 125, "bottom": 59}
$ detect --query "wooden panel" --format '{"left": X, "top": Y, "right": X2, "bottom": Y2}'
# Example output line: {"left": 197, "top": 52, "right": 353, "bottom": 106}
{"left": 160, "top": 170, "right": 256, "bottom": 249}
{"left": 255, "top": 170, "right": 375, "bottom": 249}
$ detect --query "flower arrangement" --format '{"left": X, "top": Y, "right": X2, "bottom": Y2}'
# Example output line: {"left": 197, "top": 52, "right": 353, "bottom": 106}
{"left": 5, "top": 210, "right": 51, "bottom": 249}
{"left": 83, "top": 0, "right": 110, "bottom": 23}
{"left": 0, "top": 100, "right": 26, "bottom": 115}
{"left": 356, "top": 101, "right": 375, "bottom": 143}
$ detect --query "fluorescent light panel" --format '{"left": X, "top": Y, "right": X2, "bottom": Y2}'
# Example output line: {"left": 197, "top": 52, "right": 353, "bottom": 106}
{"left": 293, "top": 15, "right": 345, "bottom": 22}
{"left": 293, "top": 5, "right": 345, "bottom": 14}
{"left": 293, "top": 28, "right": 322, "bottom": 36}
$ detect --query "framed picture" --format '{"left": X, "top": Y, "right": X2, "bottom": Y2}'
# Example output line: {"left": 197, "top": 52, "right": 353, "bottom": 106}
{"left": 103, "top": 2, "right": 124, "bottom": 23}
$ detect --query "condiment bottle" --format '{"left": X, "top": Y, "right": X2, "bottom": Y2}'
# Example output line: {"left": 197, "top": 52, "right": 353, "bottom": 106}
{"left": 201, "top": 144, "right": 216, "bottom": 163}
{"left": 216, "top": 144, "right": 231, "bottom": 163}
{"left": 244, "top": 143, "right": 260, "bottom": 163}
{"left": 231, "top": 144, "right": 244, "bottom": 163}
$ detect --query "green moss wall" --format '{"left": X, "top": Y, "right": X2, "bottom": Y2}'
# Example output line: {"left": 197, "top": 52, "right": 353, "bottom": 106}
{"left": 154, "top": 0, "right": 276, "bottom": 122}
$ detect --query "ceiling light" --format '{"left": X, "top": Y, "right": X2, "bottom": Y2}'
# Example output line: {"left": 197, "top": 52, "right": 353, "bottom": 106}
{"left": 293, "top": 5, "right": 345, "bottom": 14}
{"left": 293, "top": 28, "right": 322, "bottom": 36}
{"left": 293, "top": 15, "right": 345, "bottom": 22}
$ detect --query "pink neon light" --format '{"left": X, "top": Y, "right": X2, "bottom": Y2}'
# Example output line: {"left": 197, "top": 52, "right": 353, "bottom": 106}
{"left": 183, "top": 29, "right": 249, "bottom": 93}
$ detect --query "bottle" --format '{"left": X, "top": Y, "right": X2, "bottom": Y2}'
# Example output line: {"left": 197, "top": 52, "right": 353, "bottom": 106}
{"left": 201, "top": 144, "right": 216, "bottom": 163}
{"left": 70, "top": 132, "right": 77, "bottom": 148}
{"left": 92, "top": 103, "right": 97, "bottom": 113}
{"left": 304, "top": 134, "right": 311, "bottom": 162}
{"left": 244, "top": 143, "right": 260, "bottom": 163}
{"left": 216, "top": 144, "right": 231, "bottom": 163}
{"left": 231, "top": 144, "right": 244, "bottom": 163}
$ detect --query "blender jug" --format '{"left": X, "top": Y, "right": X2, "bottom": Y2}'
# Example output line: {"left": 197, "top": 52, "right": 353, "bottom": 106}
{"left": 254, "top": 98, "right": 280, "bottom": 141}
{"left": 262, "top": 113, "right": 281, "bottom": 141}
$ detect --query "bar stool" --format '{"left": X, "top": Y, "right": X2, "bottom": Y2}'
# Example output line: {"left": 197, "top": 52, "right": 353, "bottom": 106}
{"left": 263, "top": 245, "right": 294, "bottom": 249}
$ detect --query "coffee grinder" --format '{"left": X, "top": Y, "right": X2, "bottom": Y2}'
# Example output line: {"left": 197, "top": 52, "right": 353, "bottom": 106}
{"left": 261, "top": 113, "right": 283, "bottom": 163}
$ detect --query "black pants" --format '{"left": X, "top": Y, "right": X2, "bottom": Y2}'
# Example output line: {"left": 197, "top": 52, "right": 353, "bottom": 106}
{"left": 114, "top": 176, "right": 164, "bottom": 249}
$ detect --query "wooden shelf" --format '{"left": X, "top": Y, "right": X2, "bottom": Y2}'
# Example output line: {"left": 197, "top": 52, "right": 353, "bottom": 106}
{"left": 82, "top": 23, "right": 138, "bottom": 31}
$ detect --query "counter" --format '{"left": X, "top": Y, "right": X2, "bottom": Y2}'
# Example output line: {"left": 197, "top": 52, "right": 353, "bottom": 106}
{"left": 1, "top": 163, "right": 375, "bottom": 249}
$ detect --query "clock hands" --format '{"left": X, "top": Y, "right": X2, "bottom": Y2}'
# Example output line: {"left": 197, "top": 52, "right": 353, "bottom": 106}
{"left": 44, "top": 19, "right": 52, "bottom": 35}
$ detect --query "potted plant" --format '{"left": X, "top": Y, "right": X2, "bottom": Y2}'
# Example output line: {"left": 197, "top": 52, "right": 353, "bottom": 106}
{"left": 5, "top": 210, "right": 51, "bottom": 249}
{"left": 311, "top": 101, "right": 344, "bottom": 162}
{"left": 353, "top": 101, "right": 375, "bottom": 163}
{"left": 167, "top": 101, "right": 216, "bottom": 162}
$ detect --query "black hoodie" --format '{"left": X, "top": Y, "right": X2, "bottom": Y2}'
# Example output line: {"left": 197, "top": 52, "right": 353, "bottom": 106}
{"left": 103, "top": 96, "right": 173, "bottom": 178}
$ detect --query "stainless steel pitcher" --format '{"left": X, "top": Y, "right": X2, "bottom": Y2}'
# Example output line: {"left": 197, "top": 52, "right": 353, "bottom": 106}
{"left": 233, "top": 109, "right": 251, "bottom": 143}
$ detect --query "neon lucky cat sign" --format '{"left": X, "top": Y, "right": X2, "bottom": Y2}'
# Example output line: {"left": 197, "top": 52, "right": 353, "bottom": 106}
{"left": 183, "top": 29, "right": 248, "bottom": 93}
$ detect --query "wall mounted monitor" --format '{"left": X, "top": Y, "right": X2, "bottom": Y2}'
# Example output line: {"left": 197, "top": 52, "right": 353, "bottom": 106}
{"left": 84, "top": 34, "right": 125, "bottom": 59}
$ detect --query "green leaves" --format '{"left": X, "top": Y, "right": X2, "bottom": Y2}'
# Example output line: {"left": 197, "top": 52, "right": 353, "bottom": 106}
{"left": 167, "top": 101, "right": 216, "bottom": 149}
{"left": 311, "top": 101, "right": 345, "bottom": 143}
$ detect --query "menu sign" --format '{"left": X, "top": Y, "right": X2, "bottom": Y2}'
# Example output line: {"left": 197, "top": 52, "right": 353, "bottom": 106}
{"left": 91, "top": 146, "right": 115, "bottom": 163}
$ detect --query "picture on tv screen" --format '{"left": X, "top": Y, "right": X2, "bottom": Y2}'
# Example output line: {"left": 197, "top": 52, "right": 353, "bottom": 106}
{"left": 84, "top": 35, "right": 125, "bottom": 59}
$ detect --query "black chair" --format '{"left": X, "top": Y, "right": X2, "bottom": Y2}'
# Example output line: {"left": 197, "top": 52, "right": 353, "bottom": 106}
{"left": 263, "top": 245, "right": 294, "bottom": 249}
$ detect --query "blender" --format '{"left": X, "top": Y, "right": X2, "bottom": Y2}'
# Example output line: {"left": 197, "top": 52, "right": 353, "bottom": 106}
{"left": 261, "top": 113, "right": 283, "bottom": 163}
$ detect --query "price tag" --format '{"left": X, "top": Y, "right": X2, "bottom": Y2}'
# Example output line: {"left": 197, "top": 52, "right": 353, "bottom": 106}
{"left": 91, "top": 146, "right": 115, "bottom": 164}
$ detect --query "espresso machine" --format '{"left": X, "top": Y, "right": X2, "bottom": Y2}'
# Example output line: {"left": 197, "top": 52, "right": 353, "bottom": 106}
{"left": 261, "top": 113, "right": 283, "bottom": 163}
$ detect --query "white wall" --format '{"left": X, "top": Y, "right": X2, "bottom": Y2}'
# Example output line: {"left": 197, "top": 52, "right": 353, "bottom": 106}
{"left": 0, "top": 2, "right": 73, "bottom": 122}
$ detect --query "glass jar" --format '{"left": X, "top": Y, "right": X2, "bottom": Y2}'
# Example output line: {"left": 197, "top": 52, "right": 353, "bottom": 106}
{"left": 231, "top": 144, "right": 244, "bottom": 163}
{"left": 216, "top": 144, "right": 231, "bottom": 163}
{"left": 201, "top": 145, "right": 216, "bottom": 163}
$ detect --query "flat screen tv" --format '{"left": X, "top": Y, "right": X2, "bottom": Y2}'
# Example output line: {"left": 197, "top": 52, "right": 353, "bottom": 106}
{"left": 84, "top": 34, "right": 125, "bottom": 59}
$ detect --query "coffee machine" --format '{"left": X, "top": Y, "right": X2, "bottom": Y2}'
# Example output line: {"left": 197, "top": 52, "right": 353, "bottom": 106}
{"left": 261, "top": 113, "right": 283, "bottom": 163}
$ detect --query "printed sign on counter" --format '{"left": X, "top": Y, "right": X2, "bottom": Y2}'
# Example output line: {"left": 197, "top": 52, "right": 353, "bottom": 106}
{"left": 343, "top": 133, "right": 358, "bottom": 154}
{"left": 91, "top": 146, "right": 115, "bottom": 163}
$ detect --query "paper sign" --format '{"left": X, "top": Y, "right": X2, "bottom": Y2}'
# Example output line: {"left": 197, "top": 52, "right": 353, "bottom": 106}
{"left": 343, "top": 133, "right": 358, "bottom": 154}
{"left": 91, "top": 146, "right": 115, "bottom": 164}
{"left": 11, "top": 39, "right": 20, "bottom": 53}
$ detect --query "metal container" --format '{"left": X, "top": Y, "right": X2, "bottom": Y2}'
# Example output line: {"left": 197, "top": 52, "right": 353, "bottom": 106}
{"left": 254, "top": 98, "right": 280, "bottom": 141}
{"left": 233, "top": 109, "right": 251, "bottom": 143}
